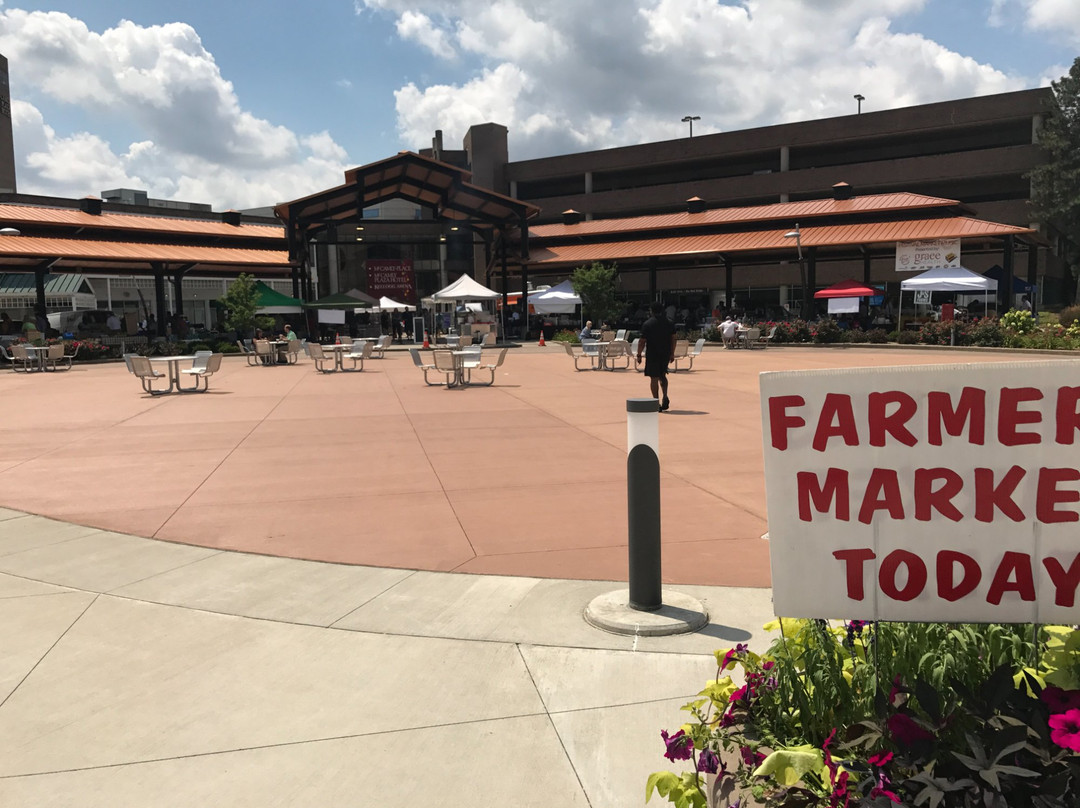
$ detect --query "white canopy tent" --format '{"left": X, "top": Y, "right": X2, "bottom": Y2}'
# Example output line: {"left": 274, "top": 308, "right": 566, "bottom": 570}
{"left": 431, "top": 274, "right": 500, "bottom": 301}
{"left": 899, "top": 266, "right": 997, "bottom": 293}
{"left": 430, "top": 274, "right": 501, "bottom": 339}
{"left": 363, "top": 296, "right": 412, "bottom": 313}
{"left": 899, "top": 266, "right": 997, "bottom": 326}
{"left": 527, "top": 279, "right": 581, "bottom": 315}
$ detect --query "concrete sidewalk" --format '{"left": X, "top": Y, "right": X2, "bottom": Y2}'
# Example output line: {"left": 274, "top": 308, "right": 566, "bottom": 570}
{"left": 0, "top": 508, "right": 774, "bottom": 807}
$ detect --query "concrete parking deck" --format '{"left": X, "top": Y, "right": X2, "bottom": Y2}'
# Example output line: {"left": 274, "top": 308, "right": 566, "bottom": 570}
{"left": 0, "top": 344, "right": 1055, "bottom": 805}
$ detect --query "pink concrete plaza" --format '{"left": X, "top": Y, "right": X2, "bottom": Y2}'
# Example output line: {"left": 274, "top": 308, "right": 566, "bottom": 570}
{"left": 0, "top": 344, "right": 1027, "bottom": 588}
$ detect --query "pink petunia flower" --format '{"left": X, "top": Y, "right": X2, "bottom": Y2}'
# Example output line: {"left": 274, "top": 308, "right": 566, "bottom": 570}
{"left": 1049, "top": 709, "right": 1080, "bottom": 753}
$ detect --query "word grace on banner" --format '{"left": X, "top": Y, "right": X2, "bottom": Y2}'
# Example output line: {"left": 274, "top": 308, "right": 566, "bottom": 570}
{"left": 366, "top": 259, "right": 417, "bottom": 304}
{"left": 759, "top": 360, "right": 1080, "bottom": 623}
{"left": 895, "top": 238, "right": 960, "bottom": 272}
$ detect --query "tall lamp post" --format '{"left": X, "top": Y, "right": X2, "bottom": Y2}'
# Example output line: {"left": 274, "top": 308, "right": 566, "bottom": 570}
{"left": 784, "top": 224, "right": 809, "bottom": 318}
{"left": 681, "top": 115, "right": 700, "bottom": 137}
{"left": 854, "top": 93, "right": 864, "bottom": 114}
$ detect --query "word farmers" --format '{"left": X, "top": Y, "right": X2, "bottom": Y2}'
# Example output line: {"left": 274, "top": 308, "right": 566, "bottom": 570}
{"left": 768, "top": 385, "right": 1080, "bottom": 451}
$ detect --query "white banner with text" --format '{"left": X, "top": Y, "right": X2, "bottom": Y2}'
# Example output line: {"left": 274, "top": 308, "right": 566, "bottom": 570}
{"left": 895, "top": 239, "right": 960, "bottom": 272}
{"left": 760, "top": 361, "right": 1080, "bottom": 622}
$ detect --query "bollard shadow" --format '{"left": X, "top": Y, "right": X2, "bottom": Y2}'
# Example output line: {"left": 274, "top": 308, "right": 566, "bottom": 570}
{"left": 664, "top": 409, "right": 708, "bottom": 416}
{"left": 696, "top": 623, "right": 754, "bottom": 642}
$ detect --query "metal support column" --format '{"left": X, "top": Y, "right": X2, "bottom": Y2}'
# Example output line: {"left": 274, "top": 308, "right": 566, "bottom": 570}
{"left": 1027, "top": 243, "right": 1039, "bottom": 318}
{"left": 1002, "top": 235, "right": 1015, "bottom": 312}
{"left": 648, "top": 257, "right": 658, "bottom": 302}
{"left": 806, "top": 248, "right": 817, "bottom": 319}
{"left": 152, "top": 264, "right": 168, "bottom": 337}
{"left": 724, "top": 256, "right": 733, "bottom": 309}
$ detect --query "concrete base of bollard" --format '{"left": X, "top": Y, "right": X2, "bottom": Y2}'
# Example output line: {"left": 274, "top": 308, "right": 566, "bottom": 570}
{"left": 584, "top": 589, "right": 709, "bottom": 636}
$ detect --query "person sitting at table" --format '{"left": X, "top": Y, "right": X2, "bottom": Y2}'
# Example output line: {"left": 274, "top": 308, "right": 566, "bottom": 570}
{"left": 283, "top": 324, "right": 297, "bottom": 341}
{"left": 720, "top": 316, "right": 738, "bottom": 349}
{"left": 579, "top": 320, "right": 593, "bottom": 342}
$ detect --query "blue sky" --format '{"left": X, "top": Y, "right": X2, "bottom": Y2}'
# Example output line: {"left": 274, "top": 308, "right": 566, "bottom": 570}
{"left": 0, "top": 1, "right": 1076, "bottom": 210}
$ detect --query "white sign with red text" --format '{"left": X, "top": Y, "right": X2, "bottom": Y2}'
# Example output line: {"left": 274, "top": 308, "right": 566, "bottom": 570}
{"left": 895, "top": 239, "right": 960, "bottom": 272}
{"left": 759, "top": 361, "right": 1080, "bottom": 622}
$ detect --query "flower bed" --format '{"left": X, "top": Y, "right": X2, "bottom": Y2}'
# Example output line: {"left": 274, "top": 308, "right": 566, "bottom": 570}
{"left": 648, "top": 620, "right": 1080, "bottom": 807}
{"left": 703, "top": 311, "right": 1080, "bottom": 352}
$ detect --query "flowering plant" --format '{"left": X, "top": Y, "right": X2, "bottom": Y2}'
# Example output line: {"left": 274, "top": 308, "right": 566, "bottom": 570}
{"left": 648, "top": 621, "right": 1080, "bottom": 807}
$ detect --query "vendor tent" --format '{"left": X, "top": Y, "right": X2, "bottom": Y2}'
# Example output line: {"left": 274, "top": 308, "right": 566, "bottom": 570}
{"left": 304, "top": 290, "right": 374, "bottom": 309}
{"left": 899, "top": 266, "right": 996, "bottom": 326}
{"left": 813, "top": 279, "right": 879, "bottom": 299}
{"left": 899, "top": 266, "right": 997, "bottom": 292}
{"left": 374, "top": 296, "right": 412, "bottom": 311}
{"left": 431, "top": 274, "right": 500, "bottom": 300}
{"left": 528, "top": 279, "right": 581, "bottom": 314}
{"left": 254, "top": 281, "right": 303, "bottom": 314}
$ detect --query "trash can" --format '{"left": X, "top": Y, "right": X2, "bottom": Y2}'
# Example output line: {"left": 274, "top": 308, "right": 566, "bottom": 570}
{"left": 542, "top": 322, "right": 556, "bottom": 340}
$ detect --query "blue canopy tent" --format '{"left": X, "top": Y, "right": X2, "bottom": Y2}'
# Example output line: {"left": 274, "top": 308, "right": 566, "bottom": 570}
{"left": 983, "top": 265, "right": 1035, "bottom": 293}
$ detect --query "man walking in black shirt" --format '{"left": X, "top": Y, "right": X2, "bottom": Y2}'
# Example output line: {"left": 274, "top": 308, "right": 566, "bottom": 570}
{"left": 636, "top": 301, "right": 676, "bottom": 411}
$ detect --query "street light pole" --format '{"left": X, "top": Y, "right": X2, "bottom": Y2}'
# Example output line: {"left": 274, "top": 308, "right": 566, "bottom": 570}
{"left": 784, "top": 224, "right": 808, "bottom": 318}
{"left": 854, "top": 93, "right": 864, "bottom": 114}
{"left": 681, "top": 115, "right": 700, "bottom": 137}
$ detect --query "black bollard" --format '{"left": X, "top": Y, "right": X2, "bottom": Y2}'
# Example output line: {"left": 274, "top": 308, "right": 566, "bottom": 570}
{"left": 627, "top": 398, "right": 662, "bottom": 610}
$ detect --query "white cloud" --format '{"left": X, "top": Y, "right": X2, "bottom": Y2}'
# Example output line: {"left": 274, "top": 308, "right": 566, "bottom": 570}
{"left": 0, "top": 10, "right": 351, "bottom": 208}
{"left": 372, "top": 0, "right": 1023, "bottom": 159}
{"left": 1023, "top": 0, "right": 1080, "bottom": 42}
{"left": 396, "top": 10, "right": 456, "bottom": 59}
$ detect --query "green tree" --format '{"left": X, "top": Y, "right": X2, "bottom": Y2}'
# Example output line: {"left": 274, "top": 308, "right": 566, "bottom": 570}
{"left": 217, "top": 273, "right": 272, "bottom": 336}
{"left": 1029, "top": 57, "right": 1080, "bottom": 303}
{"left": 570, "top": 261, "right": 620, "bottom": 325}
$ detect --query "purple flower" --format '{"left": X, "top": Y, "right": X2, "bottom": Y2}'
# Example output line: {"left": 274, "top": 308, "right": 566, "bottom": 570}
{"left": 739, "top": 745, "right": 765, "bottom": 767}
{"left": 1049, "top": 709, "right": 1080, "bottom": 752}
{"left": 1041, "top": 686, "right": 1080, "bottom": 713}
{"left": 697, "top": 749, "right": 720, "bottom": 773}
{"left": 887, "top": 713, "right": 934, "bottom": 746}
{"left": 661, "top": 729, "right": 694, "bottom": 761}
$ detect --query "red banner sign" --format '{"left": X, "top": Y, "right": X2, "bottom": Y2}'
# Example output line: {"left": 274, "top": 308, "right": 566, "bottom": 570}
{"left": 366, "top": 259, "right": 416, "bottom": 304}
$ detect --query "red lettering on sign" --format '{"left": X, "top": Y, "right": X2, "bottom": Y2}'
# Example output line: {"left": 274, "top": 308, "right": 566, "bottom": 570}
{"left": 1036, "top": 467, "right": 1080, "bottom": 523}
{"left": 986, "top": 552, "right": 1036, "bottom": 605}
{"left": 879, "top": 550, "right": 927, "bottom": 602}
{"left": 768, "top": 395, "right": 805, "bottom": 450}
{"left": 858, "top": 468, "right": 904, "bottom": 524}
{"left": 998, "top": 387, "right": 1043, "bottom": 446}
{"left": 936, "top": 551, "right": 981, "bottom": 602}
{"left": 1043, "top": 553, "right": 1080, "bottom": 607}
{"left": 914, "top": 468, "right": 964, "bottom": 522}
{"left": 927, "top": 388, "right": 985, "bottom": 446}
{"left": 812, "top": 394, "right": 858, "bottom": 452}
{"left": 868, "top": 391, "right": 918, "bottom": 447}
{"left": 973, "top": 466, "right": 1026, "bottom": 522}
{"left": 797, "top": 469, "right": 850, "bottom": 521}
{"left": 1056, "top": 387, "right": 1080, "bottom": 445}
{"left": 832, "top": 548, "right": 876, "bottom": 600}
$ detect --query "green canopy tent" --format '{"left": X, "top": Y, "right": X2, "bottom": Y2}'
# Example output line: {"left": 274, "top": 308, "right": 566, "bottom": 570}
{"left": 302, "top": 289, "right": 376, "bottom": 309}
{"left": 254, "top": 281, "right": 303, "bottom": 314}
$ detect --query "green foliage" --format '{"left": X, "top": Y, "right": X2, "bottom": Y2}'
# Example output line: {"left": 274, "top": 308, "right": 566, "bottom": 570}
{"left": 958, "top": 317, "right": 1004, "bottom": 347}
{"left": 811, "top": 318, "right": 842, "bottom": 343}
{"left": 1059, "top": 304, "right": 1080, "bottom": 329}
{"left": 551, "top": 329, "right": 580, "bottom": 344}
{"left": 1000, "top": 308, "right": 1037, "bottom": 334}
{"left": 649, "top": 622, "right": 1080, "bottom": 808}
{"left": 1029, "top": 57, "right": 1080, "bottom": 300}
{"left": 215, "top": 341, "right": 241, "bottom": 354}
{"left": 570, "top": 262, "right": 620, "bottom": 325}
{"left": 217, "top": 273, "right": 261, "bottom": 335}
{"left": 645, "top": 771, "right": 707, "bottom": 808}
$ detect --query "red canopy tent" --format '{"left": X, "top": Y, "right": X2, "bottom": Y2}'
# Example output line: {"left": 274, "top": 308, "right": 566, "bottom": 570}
{"left": 813, "top": 279, "right": 879, "bottom": 299}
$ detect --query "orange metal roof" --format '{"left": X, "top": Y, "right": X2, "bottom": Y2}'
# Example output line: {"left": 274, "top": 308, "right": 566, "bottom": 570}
{"left": 527, "top": 217, "right": 1032, "bottom": 265}
{"left": 529, "top": 192, "right": 961, "bottom": 239}
{"left": 0, "top": 235, "right": 291, "bottom": 266}
{"left": 0, "top": 204, "right": 283, "bottom": 239}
